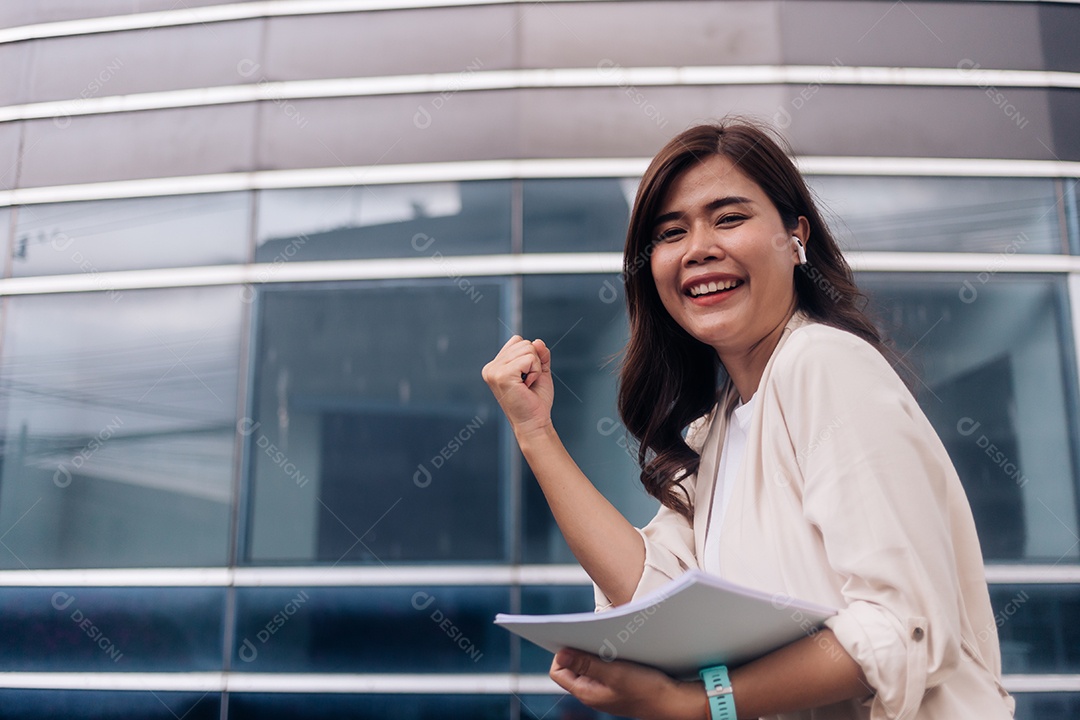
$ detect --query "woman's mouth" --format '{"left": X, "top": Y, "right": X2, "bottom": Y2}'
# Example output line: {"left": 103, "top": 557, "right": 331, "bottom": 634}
{"left": 686, "top": 278, "right": 744, "bottom": 298}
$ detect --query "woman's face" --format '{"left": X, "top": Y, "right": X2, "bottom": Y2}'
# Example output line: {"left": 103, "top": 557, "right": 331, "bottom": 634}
{"left": 648, "top": 154, "right": 808, "bottom": 358}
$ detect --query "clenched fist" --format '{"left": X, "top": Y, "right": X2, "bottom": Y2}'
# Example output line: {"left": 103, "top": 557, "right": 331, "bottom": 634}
{"left": 481, "top": 335, "right": 554, "bottom": 440}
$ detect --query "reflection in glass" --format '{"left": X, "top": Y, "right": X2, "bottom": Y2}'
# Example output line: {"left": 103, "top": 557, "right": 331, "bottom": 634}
{"left": 255, "top": 182, "right": 511, "bottom": 261}
{"left": 521, "top": 275, "right": 657, "bottom": 563}
{"left": 520, "top": 585, "right": 595, "bottom": 672}
{"left": 517, "top": 694, "right": 630, "bottom": 720}
{"left": 859, "top": 273, "right": 1080, "bottom": 562}
{"left": 233, "top": 586, "right": 509, "bottom": 673}
{"left": 808, "top": 176, "right": 1066, "bottom": 253}
{"left": 245, "top": 281, "right": 505, "bottom": 564}
{"left": 1011, "top": 693, "right": 1080, "bottom": 720}
{"left": 989, "top": 584, "right": 1080, "bottom": 674}
{"left": 0, "top": 587, "right": 224, "bottom": 671}
{"left": 523, "top": 179, "right": 635, "bottom": 253}
{"left": 228, "top": 694, "right": 510, "bottom": 719}
{"left": 12, "top": 193, "right": 250, "bottom": 277}
{"left": 0, "top": 690, "right": 220, "bottom": 720}
{"left": 0, "top": 287, "right": 240, "bottom": 568}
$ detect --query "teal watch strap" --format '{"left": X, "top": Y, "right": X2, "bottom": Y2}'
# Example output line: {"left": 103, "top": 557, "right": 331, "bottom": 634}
{"left": 699, "top": 664, "right": 737, "bottom": 720}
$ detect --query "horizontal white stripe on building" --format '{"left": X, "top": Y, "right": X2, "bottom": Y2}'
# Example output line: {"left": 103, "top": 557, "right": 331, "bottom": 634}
{"left": 2, "top": 65, "right": 1077, "bottom": 124}
{"left": 0, "top": 0, "right": 612, "bottom": 45}
{"left": 0, "top": 672, "right": 562, "bottom": 693}
{"left": 0, "top": 252, "right": 1076, "bottom": 297}
{"left": 1, "top": 158, "right": 1078, "bottom": 208}
{"left": 0, "top": 563, "right": 1075, "bottom": 587}
{"left": 2, "top": 0, "right": 1078, "bottom": 45}
{"left": 0, "top": 672, "right": 1073, "bottom": 693}
{"left": 0, "top": 564, "right": 590, "bottom": 587}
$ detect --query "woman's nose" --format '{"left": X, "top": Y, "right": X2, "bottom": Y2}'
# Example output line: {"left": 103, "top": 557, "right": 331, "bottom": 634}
{"left": 684, "top": 225, "right": 723, "bottom": 266}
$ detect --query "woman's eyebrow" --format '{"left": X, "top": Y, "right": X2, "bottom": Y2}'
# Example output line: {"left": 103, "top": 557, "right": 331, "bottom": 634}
{"left": 652, "top": 196, "right": 755, "bottom": 227}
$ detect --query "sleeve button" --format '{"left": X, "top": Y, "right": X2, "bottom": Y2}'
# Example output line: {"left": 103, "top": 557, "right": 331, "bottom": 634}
{"left": 912, "top": 626, "right": 925, "bottom": 641}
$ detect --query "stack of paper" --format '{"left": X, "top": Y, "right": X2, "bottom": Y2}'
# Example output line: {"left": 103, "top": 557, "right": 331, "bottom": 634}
{"left": 495, "top": 570, "right": 836, "bottom": 678}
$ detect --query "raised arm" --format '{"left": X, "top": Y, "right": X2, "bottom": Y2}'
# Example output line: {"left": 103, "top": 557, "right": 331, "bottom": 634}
{"left": 482, "top": 335, "right": 645, "bottom": 605}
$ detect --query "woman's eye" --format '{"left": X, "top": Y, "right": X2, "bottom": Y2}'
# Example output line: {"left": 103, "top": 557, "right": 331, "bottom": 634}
{"left": 717, "top": 214, "right": 746, "bottom": 225}
{"left": 655, "top": 228, "right": 683, "bottom": 243}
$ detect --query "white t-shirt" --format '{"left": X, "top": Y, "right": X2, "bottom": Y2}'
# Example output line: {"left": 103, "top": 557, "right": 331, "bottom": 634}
{"left": 702, "top": 392, "right": 756, "bottom": 575}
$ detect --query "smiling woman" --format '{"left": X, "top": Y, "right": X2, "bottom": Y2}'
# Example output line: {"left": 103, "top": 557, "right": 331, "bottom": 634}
{"left": 619, "top": 123, "right": 881, "bottom": 523}
{"left": 482, "top": 118, "right": 1016, "bottom": 720}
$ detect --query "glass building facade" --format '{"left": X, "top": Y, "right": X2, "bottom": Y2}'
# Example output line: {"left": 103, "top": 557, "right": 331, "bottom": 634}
{"left": 0, "top": 1, "right": 1078, "bottom": 717}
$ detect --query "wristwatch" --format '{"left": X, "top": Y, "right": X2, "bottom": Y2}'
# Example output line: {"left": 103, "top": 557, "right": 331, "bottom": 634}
{"left": 699, "top": 664, "right": 737, "bottom": 720}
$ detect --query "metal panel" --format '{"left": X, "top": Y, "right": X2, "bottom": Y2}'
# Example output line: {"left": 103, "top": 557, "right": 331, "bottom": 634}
{"left": 518, "top": 0, "right": 782, "bottom": 69}
{"left": 0, "top": 122, "right": 20, "bottom": 192}
{"left": 1049, "top": 88, "right": 1080, "bottom": 162}
{"left": 784, "top": 85, "right": 1058, "bottom": 160}
{"left": 262, "top": 6, "right": 517, "bottom": 80}
{"left": 17, "top": 104, "right": 258, "bottom": 188}
{"left": 515, "top": 85, "right": 789, "bottom": 159}
{"left": 255, "top": 92, "right": 518, "bottom": 170}
{"left": 780, "top": 0, "right": 1045, "bottom": 71}
{"left": 23, "top": 20, "right": 263, "bottom": 104}
{"left": 1040, "top": 3, "right": 1080, "bottom": 72}
{"left": 0, "top": 43, "right": 30, "bottom": 106}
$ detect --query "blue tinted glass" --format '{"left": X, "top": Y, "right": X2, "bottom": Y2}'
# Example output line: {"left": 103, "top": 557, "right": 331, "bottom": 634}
{"left": 518, "top": 694, "right": 632, "bottom": 720}
{"left": 12, "top": 193, "right": 250, "bottom": 277}
{"left": 245, "top": 281, "right": 506, "bottom": 564}
{"left": 523, "top": 179, "right": 634, "bottom": 253}
{"left": 519, "top": 585, "right": 595, "bottom": 673}
{"left": 858, "top": 273, "right": 1080, "bottom": 562}
{"left": 808, "top": 176, "right": 1065, "bottom": 253}
{"left": 989, "top": 584, "right": 1080, "bottom": 674}
{"left": 0, "top": 587, "right": 224, "bottom": 671}
{"left": 228, "top": 693, "right": 510, "bottom": 719}
{"left": 0, "top": 287, "right": 240, "bottom": 568}
{"left": 255, "top": 181, "right": 511, "bottom": 261}
{"left": 0, "top": 690, "right": 219, "bottom": 719}
{"left": 1011, "top": 693, "right": 1080, "bottom": 720}
{"left": 520, "top": 275, "right": 657, "bottom": 563}
{"left": 232, "top": 586, "right": 510, "bottom": 672}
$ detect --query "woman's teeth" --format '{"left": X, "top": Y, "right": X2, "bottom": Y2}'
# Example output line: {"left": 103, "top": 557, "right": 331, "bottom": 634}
{"left": 688, "top": 279, "right": 743, "bottom": 297}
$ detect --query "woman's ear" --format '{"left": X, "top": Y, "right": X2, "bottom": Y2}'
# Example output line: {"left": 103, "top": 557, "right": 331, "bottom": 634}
{"left": 795, "top": 216, "right": 811, "bottom": 250}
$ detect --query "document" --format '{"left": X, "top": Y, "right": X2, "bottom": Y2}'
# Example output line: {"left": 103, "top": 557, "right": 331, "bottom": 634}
{"left": 495, "top": 569, "right": 836, "bottom": 678}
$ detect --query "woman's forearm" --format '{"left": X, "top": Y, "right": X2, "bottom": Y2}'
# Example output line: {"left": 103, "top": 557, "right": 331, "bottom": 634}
{"left": 481, "top": 336, "right": 646, "bottom": 606}
{"left": 516, "top": 422, "right": 646, "bottom": 606}
{"left": 729, "top": 628, "right": 869, "bottom": 717}
{"left": 550, "top": 629, "right": 868, "bottom": 720}
{"left": 665, "top": 630, "right": 867, "bottom": 719}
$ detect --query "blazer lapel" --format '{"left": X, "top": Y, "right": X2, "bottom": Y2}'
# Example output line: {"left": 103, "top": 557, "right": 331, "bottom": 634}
{"left": 692, "top": 310, "right": 811, "bottom": 565}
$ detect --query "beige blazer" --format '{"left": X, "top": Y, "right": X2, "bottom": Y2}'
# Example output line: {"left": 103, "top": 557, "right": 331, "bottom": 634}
{"left": 595, "top": 311, "right": 1014, "bottom": 720}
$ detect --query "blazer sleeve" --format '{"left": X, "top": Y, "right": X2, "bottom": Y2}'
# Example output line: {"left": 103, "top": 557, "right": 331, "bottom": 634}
{"left": 771, "top": 326, "right": 964, "bottom": 720}
{"left": 593, "top": 414, "right": 710, "bottom": 612}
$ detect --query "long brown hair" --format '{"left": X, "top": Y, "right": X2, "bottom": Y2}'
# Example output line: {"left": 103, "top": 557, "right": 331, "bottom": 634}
{"left": 618, "top": 117, "right": 886, "bottom": 520}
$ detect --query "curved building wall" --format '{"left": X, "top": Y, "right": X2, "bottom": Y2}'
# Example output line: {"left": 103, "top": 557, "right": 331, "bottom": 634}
{"left": 0, "top": 1, "right": 1078, "bottom": 718}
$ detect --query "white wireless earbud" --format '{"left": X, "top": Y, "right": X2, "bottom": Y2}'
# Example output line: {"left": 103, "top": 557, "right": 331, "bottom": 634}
{"left": 792, "top": 236, "right": 807, "bottom": 265}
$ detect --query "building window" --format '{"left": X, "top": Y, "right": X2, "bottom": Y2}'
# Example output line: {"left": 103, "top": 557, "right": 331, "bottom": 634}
{"left": 244, "top": 281, "right": 506, "bottom": 564}
{"left": 0, "top": 287, "right": 241, "bottom": 569}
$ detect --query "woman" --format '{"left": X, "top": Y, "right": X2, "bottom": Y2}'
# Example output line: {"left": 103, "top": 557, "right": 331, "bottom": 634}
{"left": 482, "top": 119, "right": 1014, "bottom": 720}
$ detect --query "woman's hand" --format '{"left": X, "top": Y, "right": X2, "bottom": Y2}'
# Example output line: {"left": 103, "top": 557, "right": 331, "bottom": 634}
{"left": 549, "top": 649, "right": 706, "bottom": 720}
{"left": 481, "top": 335, "right": 554, "bottom": 439}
